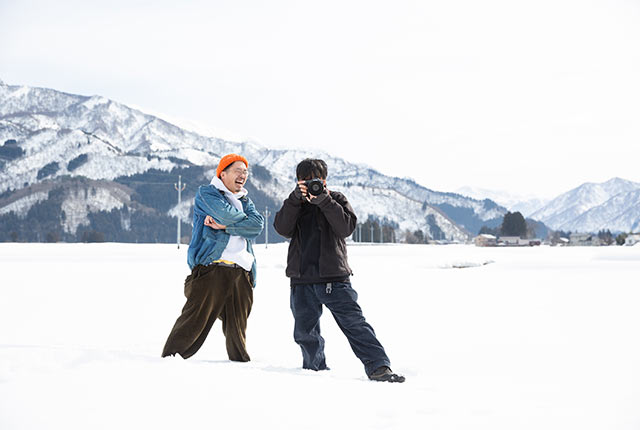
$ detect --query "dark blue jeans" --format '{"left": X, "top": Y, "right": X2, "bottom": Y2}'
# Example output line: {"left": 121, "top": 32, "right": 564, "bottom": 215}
{"left": 290, "top": 281, "right": 390, "bottom": 376}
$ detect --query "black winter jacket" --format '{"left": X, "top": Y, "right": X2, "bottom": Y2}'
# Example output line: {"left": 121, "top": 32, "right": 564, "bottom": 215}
{"left": 273, "top": 189, "right": 357, "bottom": 281}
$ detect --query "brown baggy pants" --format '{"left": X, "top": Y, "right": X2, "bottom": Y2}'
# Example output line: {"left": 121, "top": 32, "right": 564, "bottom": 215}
{"left": 161, "top": 264, "right": 253, "bottom": 361}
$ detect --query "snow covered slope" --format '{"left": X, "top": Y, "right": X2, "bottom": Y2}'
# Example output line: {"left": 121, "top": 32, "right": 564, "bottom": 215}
{"left": 456, "top": 186, "right": 549, "bottom": 217}
{"left": 559, "top": 188, "right": 640, "bottom": 233}
{"left": 1, "top": 80, "right": 506, "bottom": 241}
{"left": 529, "top": 178, "right": 640, "bottom": 232}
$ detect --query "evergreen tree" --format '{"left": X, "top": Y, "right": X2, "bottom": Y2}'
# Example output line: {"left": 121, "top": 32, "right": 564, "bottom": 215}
{"left": 616, "top": 232, "right": 628, "bottom": 246}
{"left": 479, "top": 225, "right": 499, "bottom": 236}
{"left": 405, "top": 229, "right": 427, "bottom": 244}
{"left": 500, "top": 211, "right": 527, "bottom": 237}
{"left": 597, "top": 229, "right": 614, "bottom": 245}
{"left": 426, "top": 214, "right": 445, "bottom": 240}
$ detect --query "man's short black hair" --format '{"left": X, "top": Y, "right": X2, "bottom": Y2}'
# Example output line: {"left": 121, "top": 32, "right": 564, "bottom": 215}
{"left": 296, "top": 158, "right": 328, "bottom": 180}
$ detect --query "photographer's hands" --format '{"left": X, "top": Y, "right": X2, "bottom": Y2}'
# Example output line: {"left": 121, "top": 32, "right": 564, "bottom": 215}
{"left": 296, "top": 180, "right": 312, "bottom": 201}
{"left": 296, "top": 180, "right": 328, "bottom": 203}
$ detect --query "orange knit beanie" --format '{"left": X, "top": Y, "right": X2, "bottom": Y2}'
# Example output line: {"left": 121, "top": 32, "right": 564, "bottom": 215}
{"left": 216, "top": 154, "right": 248, "bottom": 178}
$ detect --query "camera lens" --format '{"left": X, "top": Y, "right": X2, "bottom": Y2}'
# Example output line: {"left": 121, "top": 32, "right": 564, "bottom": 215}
{"left": 306, "top": 179, "right": 324, "bottom": 196}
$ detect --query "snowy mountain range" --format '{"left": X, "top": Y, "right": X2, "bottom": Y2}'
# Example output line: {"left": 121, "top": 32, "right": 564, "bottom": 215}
{"left": 529, "top": 178, "right": 640, "bottom": 233}
{"left": 457, "top": 180, "right": 640, "bottom": 234}
{"left": 455, "top": 186, "right": 550, "bottom": 218}
{"left": 0, "top": 80, "right": 507, "bottom": 243}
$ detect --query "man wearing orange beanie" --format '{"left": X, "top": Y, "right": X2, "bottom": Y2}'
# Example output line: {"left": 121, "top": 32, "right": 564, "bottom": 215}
{"left": 162, "top": 153, "right": 264, "bottom": 361}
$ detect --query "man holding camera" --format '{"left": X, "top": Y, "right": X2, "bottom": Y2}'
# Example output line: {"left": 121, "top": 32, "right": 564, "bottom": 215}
{"left": 274, "top": 158, "right": 404, "bottom": 383}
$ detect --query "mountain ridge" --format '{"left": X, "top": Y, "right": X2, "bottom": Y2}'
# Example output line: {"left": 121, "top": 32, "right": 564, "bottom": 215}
{"left": 529, "top": 177, "right": 640, "bottom": 233}
{"left": 4, "top": 80, "right": 637, "bottom": 239}
{"left": 1, "top": 80, "right": 504, "bottom": 242}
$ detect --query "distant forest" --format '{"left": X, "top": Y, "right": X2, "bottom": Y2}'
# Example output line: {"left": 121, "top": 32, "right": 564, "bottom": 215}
{"left": 0, "top": 165, "right": 285, "bottom": 244}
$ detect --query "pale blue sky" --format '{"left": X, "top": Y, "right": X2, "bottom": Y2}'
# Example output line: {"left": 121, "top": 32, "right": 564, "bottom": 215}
{"left": 1, "top": 0, "right": 639, "bottom": 197}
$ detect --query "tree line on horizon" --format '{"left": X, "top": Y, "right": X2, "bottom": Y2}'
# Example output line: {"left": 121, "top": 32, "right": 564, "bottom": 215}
{"left": 477, "top": 211, "right": 630, "bottom": 245}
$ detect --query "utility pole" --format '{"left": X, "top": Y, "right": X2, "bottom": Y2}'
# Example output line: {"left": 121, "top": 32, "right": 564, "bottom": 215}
{"left": 263, "top": 207, "right": 271, "bottom": 248}
{"left": 370, "top": 224, "right": 374, "bottom": 244}
{"left": 174, "top": 175, "right": 186, "bottom": 249}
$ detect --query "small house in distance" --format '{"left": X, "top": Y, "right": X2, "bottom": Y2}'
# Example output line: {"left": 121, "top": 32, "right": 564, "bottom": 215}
{"left": 474, "top": 235, "right": 541, "bottom": 247}
{"left": 569, "top": 233, "right": 601, "bottom": 246}
{"left": 475, "top": 234, "right": 497, "bottom": 247}
{"left": 551, "top": 237, "right": 570, "bottom": 246}
{"left": 625, "top": 234, "right": 640, "bottom": 246}
{"left": 499, "top": 236, "right": 521, "bottom": 246}
{"left": 499, "top": 236, "right": 542, "bottom": 246}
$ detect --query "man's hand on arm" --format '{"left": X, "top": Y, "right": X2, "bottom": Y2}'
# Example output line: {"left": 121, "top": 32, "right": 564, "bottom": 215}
{"left": 204, "top": 215, "right": 226, "bottom": 230}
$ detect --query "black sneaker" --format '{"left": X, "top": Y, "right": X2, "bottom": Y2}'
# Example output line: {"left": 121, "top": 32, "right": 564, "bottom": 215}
{"left": 368, "top": 366, "right": 405, "bottom": 383}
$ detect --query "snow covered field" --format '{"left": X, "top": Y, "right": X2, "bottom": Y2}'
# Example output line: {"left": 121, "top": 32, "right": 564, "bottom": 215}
{"left": 1, "top": 242, "right": 639, "bottom": 429}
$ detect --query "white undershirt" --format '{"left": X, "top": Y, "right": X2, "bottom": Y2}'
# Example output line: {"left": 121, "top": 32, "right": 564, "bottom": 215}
{"left": 210, "top": 176, "right": 254, "bottom": 272}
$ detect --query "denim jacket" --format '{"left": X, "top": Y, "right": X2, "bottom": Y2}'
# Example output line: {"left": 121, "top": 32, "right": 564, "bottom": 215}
{"left": 187, "top": 184, "right": 264, "bottom": 286}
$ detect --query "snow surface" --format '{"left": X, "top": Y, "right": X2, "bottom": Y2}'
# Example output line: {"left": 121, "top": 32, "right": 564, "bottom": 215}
{"left": 1, "top": 243, "right": 640, "bottom": 429}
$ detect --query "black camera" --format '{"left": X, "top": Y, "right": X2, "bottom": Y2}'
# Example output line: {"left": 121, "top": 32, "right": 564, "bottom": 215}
{"left": 304, "top": 178, "right": 325, "bottom": 196}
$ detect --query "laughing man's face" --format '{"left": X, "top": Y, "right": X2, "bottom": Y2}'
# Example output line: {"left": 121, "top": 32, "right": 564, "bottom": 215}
{"left": 221, "top": 161, "right": 249, "bottom": 193}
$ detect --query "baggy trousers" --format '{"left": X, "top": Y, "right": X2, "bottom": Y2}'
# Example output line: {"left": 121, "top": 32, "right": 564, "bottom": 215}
{"left": 162, "top": 264, "right": 253, "bottom": 361}
{"left": 290, "top": 281, "right": 390, "bottom": 376}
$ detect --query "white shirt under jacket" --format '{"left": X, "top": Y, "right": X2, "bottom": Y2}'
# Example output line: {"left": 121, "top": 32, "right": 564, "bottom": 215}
{"left": 210, "top": 175, "right": 254, "bottom": 272}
